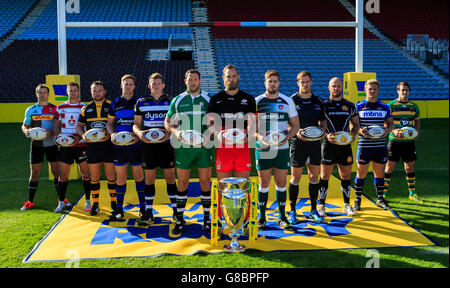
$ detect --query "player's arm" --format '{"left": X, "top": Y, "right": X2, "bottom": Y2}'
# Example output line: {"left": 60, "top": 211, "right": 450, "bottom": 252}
{"left": 349, "top": 115, "right": 360, "bottom": 143}
{"left": 21, "top": 123, "right": 31, "bottom": 137}
{"left": 383, "top": 117, "right": 394, "bottom": 137}
{"left": 133, "top": 115, "right": 151, "bottom": 144}
{"left": 286, "top": 115, "right": 300, "bottom": 142}
{"left": 76, "top": 121, "right": 86, "bottom": 139}
{"left": 318, "top": 118, "right": 327, "bottom": 140}
{"left": 106, "top": 116, "right": 115, "bottom": 138}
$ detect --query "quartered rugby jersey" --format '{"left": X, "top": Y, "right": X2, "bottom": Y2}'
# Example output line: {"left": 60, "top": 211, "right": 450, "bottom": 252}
{"left": 56, "top": 101, "right": 86, "bottom": 147}
{"left": 387, "top": 99, "right": 420, "bottom": 142}
{"left": 166, "top": 90, "right": 211, "bottom": 133}
{"left": 78, "top": 100, "right": 111, "bottom": 131}
{"left": 255, "top": 93, "right": 297, "bottom": 150}
{"left": 323, "top": 98, "right": 357, "bottom": 133}
{"left": 23, "top": 103, "right": 58, "bottom": 147}
{"left": 134, "top": 94, "right": 172, "bottom": 129}
{"left": 356, "top": 99, "right": 392, "bottom": 148}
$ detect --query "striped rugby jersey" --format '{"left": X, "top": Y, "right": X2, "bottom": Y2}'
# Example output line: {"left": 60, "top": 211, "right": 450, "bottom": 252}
{"left": 23, "top": 103, "right": 58, "bottom": 147}
{"left": 56, "top": 101, "right": 86, "bottom": 147}
{"left": 134, "top": 94, "right": 172, "bottom": 130}
{"left": 108, "top": 95, "right": 138, "bottom": 133}
{"left": 356, "top": 99, "right": 392, "bottom": 148}
{"left": 78, "top": 100, "right": 110, "bottom": 131}
{"left": 387, "top": 99, "right": 420, "bottom": 142}
{"left": 255, "top": 93, "right": 297, "bottom": 150}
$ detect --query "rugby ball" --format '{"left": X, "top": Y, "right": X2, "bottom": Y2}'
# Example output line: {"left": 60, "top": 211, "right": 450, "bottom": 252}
{"left": 28, "top": 127, "right": 48, "bottom": 140}
{"left": 111, "top": 131, "right": 138, "bottom": 146}
{"left": 300, "top": 126, "right": 324, "bottom": 141}
{"left": 84, "top": 128, "right": 106, "bottom": 143}
{"left": 332, "top": 131, "right": 354, "bottom": 145}
{"left": 179, "top": 130, "right": 204, "bottom": 147}
{"left": 55, "top": 133, "right": 76, "bottom": 147}
{"left": 220, "top": 128, "right": 247, "bottom": 145}
{"left": 144, "top": 128, "right": 167, "bottom": 143}
{"left": 264, "top": 130, "right": 287, "bottom": 146}
{"left": 366, "top": 125, "right": 385, "bottom": 139}
{"left": 399, "top": 127, "right": 418, "bottom": 140}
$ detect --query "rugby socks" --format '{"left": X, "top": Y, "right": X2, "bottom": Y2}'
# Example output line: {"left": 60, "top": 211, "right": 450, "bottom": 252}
{"left": 116, "top": 184, "right": 126, "bottom": 212}
{"left": 406, "top": 173, "right": 416, "bottom": 196}
{"left": 90, "top": 180, "right": 100, "bottom": 205}
{"left": 288, "top": 181, "right": 299, "bottom": 212}
{"left": 354, "top": 177, "right": 365, "bottom": 201}
{"left": 53, "top": 178, "right": 60, "bottom": 198}
{"left": 384, "top": 173, "right": 392, "bottom": 196}
{"left": 275, "top": 186, "right": 287, "bottom": 219}
{"left": 135, "top": 180, "right": 146, "bottom": 212}
{"left": 258, "top": 186, "right": 269, "bottom": 221}
{"left": 201, "top": 190, "right": 211, "bottom": 222}
{"left": 144, "top": 184, "right": 155, "bottom": 216}
{"left": 319, "top": 178, "right": 329, "bottom": 205}
{"left": 341, "top": 179, "right": 352, "bottom": 204}
{"left": 374, "top": 178, "right": 384, "bottom": 200}
{"left": 82, "top": 178, "right": 91, "bottom": 200}
{"left": 107, "top": 180, "right": 117, "bottom": 210}
{"left": 167, "top": 183, "right": 178, "bottom": 215}
{"left": 309, "top": 181, "right": 319, "bottom": 211}
{"left": 175, "top": 189, "right": 188, "bottom": 223}
{"left": 58, "top": 179, "right": 69, "bottom": 202}
{"left": 28, "top": 181, "right": 38, "bottom": 202}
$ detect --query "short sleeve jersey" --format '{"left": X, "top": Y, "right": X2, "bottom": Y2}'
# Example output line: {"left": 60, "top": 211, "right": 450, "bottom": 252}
{"left": 255, "top": 92, "right": 298, "bottom": 150}
{"left": 356, "top": 99, "right": 392, "bottom": 148}
{"left": 208, "top": 90, "right": 257, "bottom": 130}
{"left": 56, "top": 101, "right": 86, "bottom": 147}
{"left": 323, "top": 98, "right": 357, "bottom": 133}
{"left": 387, "top": 99, "right": 420, "bottom": 142}
{"left": 23, "top": 103, "right": 58, "bottom": 147}
{"left": 134, "top": 94, "right": 172, "bottom": 130}
{"left": 290, "top": 92, "right": 326, "bottom": 129}
{"left": 166, "top": 90, "right": 211, "bottom": 133}
{"left": 108, "top": 95, "right": 138, "bottom": 133}
{"left": 78, "top": 100, "right": 111, "bottom": 131}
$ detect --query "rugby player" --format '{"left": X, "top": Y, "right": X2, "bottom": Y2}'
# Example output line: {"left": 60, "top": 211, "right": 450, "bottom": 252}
{"left": 20, "top": 84, "right": 60, "bottom": 211}
{"left": 288, "top": 71, "right": 327, "bottom": 224}
{"left": 107, "top": 74, "right": 146, "bottom": 222}
{"left": 53, "top": 82, "right": 90, "bottom": 213}
{"left": 318, "top": 77, "right": 359, "bottom": 217}
{"left": 207, "top": 64, "right": 257, "bottom": 232}
{"left": 164, "top": 69, "right": 213, "bottom": 236}
{"left": 384, "top": 81, "right": 422, "bottom": 203}
{"left": 133, "top": 73, "right": 178, "bottom": 224}
{"left": 254, "top": 70, "right": 299, "bottom": 230}
{"left": 76, "top": 81, "right": 117, "bottom": 217}
{"left": 354, "top": 79, "right": 394, "bottom": 211}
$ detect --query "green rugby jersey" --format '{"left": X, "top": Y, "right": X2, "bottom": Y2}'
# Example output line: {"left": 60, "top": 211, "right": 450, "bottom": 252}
{"left": 387, "top": 99, "right": 420, "bottom": 142}
{"left": 166, "top": 90, "right": 211, "bottom": 133}
{"left": 255, "top": 93, "right": 297, "bottom": 150}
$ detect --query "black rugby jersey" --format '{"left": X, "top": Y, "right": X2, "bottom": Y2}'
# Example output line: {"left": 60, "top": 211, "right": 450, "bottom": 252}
{"left": 134, "top": 94, "right": 172, "bottom": 130}
{"left": 291, "top": 92, "right": 325, "bottom": 129}
{"left": 323, "top": 98, "right": 357, "bottom": 133}
{"left": 78, "top": 100, "right": 111, "bottom": 131}
{"left": 208, "top": 90, "right": 256, "bottom": 130}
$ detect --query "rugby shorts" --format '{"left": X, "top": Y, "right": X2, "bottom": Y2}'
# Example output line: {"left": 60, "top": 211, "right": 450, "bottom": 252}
{"left": 321, "top": 141, "right": 353, "bottom": 166}
{"left": 58, "top": 146, "right": 88, "bottom": 165}
{"left": 215, "top": 146, "right": 251, "bottom": 173}
{"left": 255, "top": 148, "right": 290, "bottom": 170}
{"left": 114, "top": 144, "right": 142, "bottom": 166}
{"left": 86, "top": 141, "right": 114, "bottom": 164}
{"left": 290, "top": 140, "right": 322, "bottom": 167}
{"left": 356, "top": 146, "right": 388, "bottom": 165}
{"left": 387, "top": 140, "right": 417, "bottom": 163}
{"left": 141, "top": 142, "right": 175, "bottom": 170}
{"left": 175, "top": 146, "right": 213, "bottom": 170}
{"left": 29, "top": 144, "right": 58, "bottom": 164}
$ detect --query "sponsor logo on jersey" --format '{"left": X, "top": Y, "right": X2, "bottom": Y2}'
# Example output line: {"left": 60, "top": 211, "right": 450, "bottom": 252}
{"left": 359, "top": 110, "right": 386, "bottom": 118}
{"left": 32, "top": 115, "right": 54, "bottom": 120}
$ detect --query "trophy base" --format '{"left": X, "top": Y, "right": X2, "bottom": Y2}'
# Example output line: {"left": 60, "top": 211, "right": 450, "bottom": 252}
{"left": 223, "top": 244, "right": 245, "bottom": 252}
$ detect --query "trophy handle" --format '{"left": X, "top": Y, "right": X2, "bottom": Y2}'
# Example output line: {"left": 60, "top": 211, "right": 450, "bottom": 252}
{"left": 210, "top": 180, "right": 220, "bottom": 246}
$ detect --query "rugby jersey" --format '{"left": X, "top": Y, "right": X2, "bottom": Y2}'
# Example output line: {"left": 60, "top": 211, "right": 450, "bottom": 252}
{"left": 23, "top": 103, "right": 58, "bottom": 147}
{"left": 387, "top": 99, "right": 420, "bottom": 142}
{"left": 166, "top": 90, "right": 211, "bottom": 133}
{"left": 108, "top": 95, "right": 138, "bottom": 133}
{"left": 78, "top": 100, "right": 110, "bottom": 131}
{"left": 134, "top": 94, "right": 172, "bottom": 130}
{"left": 323, "top": 98, "right": 357, "bottom": 133}
{"left": 56, "top": 101, "right": 86, "bottom": 147}
{"left": 255, "top": 92, "right": 297, "bottom": 150}
{"left": 356, "top": 99, "right": 392, "bottom": 148}
{"left": 290, "top": 92, "right": 325, "bottom": 129}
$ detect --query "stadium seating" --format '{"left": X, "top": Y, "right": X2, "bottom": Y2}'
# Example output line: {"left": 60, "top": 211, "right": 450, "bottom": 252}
{"left": 0, "top": 0, "right": 37, "bottom": 38}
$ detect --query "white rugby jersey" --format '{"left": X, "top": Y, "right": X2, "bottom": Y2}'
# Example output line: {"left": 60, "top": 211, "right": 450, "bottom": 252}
{"left": 56, "top": 101, "right": 85, "bottom": 135}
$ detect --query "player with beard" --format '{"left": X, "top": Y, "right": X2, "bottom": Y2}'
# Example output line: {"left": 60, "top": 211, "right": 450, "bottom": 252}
{"left": 165, "top": 69, "right": 213, "bottom": 237}
{"left": 318, "top": 77, "right": 359, "bottom": 217}
{"left": 76, "top": 81, "right": 117, "bottom": 217}
{"left": 288, "top": 71, "right": 327, "bottom": 224}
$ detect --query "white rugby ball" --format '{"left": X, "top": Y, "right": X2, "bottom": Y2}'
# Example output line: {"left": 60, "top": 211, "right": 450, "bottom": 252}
{"left": 29, "top": 127, "right": 48, "bottom": 140}
{"left": 112, "top": 131, "right": 137, "bottom": 146}
{"left": 366, "top": 125, "right": 385, "bottom": 139}
{"left": 55, "top": 133, "right": 76, "bottom": 147}
{"left": 84, "top": 128, "right": 106, "bottom": 143}
{"left": 144, "top": 128, "right": 167, "bottom": 143}
{"left": 332, "top": 131, "right": 354, "bottom": 145}
{"left": 399, "top": 127, "right": 418, "bottom": 140}
{"left": 179, "top": 130, "right": 204, "bottom": 147}
{"left": 301, "top": 126, "right": 324, "bottom": 141}
{"left": 221, "top": 128, "right": 247, "bottom": 145}
{"left": 264, "top": 130, "right": 287, "bottom": 146}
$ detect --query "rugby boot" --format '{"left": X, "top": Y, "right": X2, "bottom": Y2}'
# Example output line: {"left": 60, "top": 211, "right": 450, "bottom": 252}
{"left": 277, "top": 217, "right": 293, "bottom": 230}
{"left": 84, "top": 199, "right": 91, "bottom": 212}
{"left": 376, "top": 198, "right": 391, "bottom": 210}
{"left": 172, "top": 221, "right": 183, "bottom": 237}
{"left": 89, "top": 203, "right": 100, "bottom": 216}
{"left": 64, "top": 198, "right": 72, "bottom": 208}
{"left": 257, "top": 218, "right": 266, "bottom": 230}
{"left": 138, "top": 210, "right": 154, "bottom": 226}
{"left": 353, "top": 198, "right": 362, "bottom": 211}
{"left": 343, "top": 203, "right": 357, "bottom": 216}
{"left": 409, "top": 194, "right": 423, "bottom": 204}
{"left": 108, "top": 208, "right": 124, "bottom": 221}
{"left": 309, "top": 209, "right": 324, "bottom": 223}
{"left": 317, "top": 204, "right": 326, "bottom": 217}
{"left": 54, "top": 200, "right": 67, "bottom": 213}
{"left": 20, "top": 201, "right": 34, "bottom": 211}
{"left": 202, "top": 218, "right": 211, "bottom": 232}
{"left": 288, "top": 210, "right": 297, "bottom": 225}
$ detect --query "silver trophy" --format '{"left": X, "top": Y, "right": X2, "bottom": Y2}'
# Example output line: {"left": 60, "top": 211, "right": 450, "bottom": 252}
{"left": 219, "top": 177, "right": 250, "bottom": 252}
